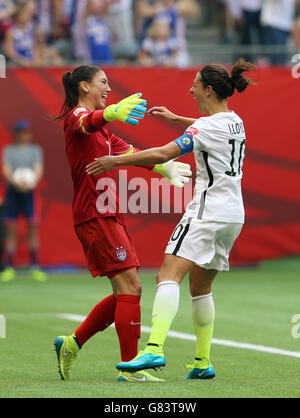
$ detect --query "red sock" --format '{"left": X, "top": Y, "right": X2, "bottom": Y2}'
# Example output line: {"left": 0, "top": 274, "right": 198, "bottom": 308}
{"left": 75, "top": 294, "right": 117, "bottom": 347}
{"left": 115, "top": 294, "right": 141, "bottom": 362}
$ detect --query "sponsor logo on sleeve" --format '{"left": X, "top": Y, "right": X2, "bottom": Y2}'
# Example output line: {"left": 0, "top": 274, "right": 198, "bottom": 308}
{"left": 73, "top": 107, "right": 87, "bottom": 117}
{"left": 185, "top": 127, "right": 199, "bottom": 137}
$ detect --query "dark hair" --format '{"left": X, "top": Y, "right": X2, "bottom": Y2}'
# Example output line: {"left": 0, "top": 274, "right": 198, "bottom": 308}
{"left": 55, "top": 65, "right": 102, "bottom": 120}
{"left": 200, "top": 58, "right": 256, "bottom": 100}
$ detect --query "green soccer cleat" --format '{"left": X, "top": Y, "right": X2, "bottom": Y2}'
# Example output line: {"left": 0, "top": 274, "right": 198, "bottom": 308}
{"left": 116, "top": 351, "right": 166, "bottom": 372}
{"left": 30, "top": 267, "right": 48, "bottom": 282}
{"left": 0, "top": 266, "right": 16, "bottom": 282}
{"left": 54, "top": 334, "right": 80, "bottom": 380}
{"left": 117, "top": 370, "right": 166, "bottom": 382}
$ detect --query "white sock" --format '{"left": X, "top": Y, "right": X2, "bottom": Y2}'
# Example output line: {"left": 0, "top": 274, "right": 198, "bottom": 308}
{"left": 147, "top": 280, "right": 180, "bottom": 349}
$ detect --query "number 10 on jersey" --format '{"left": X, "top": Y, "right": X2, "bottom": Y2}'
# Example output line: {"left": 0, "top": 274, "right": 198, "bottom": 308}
{"left": 225, "top": 139, "right": 245, "bottom": 177}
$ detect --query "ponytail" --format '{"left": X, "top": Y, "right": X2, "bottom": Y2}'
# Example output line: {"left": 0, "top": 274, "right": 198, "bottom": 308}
{"left": 200, "top": 58, "right": 256, "bottom": 100}
{"left": 230, "top": 58, "right": 256, "bottom": 93}
{"left": 54, "top": 65, "right": 101, "bottom": 121}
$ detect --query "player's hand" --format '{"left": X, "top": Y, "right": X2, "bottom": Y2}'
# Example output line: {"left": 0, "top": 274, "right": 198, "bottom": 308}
{"left": 152, "top": 160, "right": 192, "bottom": 188}
{"left": 148, "top": 106, "right": 178, "bottom": 122}
{"left": 86, "top": 156, "right": 117, "bottom": 176}
{"left": 103, "top": 93, "right": 147, "bottom": 126}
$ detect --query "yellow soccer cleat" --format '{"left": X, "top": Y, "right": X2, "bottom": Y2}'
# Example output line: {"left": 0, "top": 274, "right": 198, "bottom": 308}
{"left": 53, "top": 334, "right": 80, "bottom": 380}
{"left": 117, "top": 370, "right": 166, "bottom": 382}
{"left": 0, "top": 266, "right": 16, "bottom": 282}
{"left": 30, "top": 267, "right": 48, "bottom": 282}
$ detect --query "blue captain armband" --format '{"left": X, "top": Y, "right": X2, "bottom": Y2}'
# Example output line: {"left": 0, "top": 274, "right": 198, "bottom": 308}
{"left": 173, "top": 133, "right": 194, "bottom": 155}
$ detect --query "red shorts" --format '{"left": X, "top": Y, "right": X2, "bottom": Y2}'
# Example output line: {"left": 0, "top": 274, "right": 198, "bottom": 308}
{"left": 75, "top": 217, "right": 140, "bottom": 279}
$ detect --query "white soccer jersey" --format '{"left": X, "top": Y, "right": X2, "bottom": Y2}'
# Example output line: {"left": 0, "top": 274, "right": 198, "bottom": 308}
{"left": 184, "top": 111, "right": 246, "bottom": 224}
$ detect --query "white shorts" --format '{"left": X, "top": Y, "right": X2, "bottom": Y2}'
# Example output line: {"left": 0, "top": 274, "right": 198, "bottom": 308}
{"left": 165, "top": 216, "right": 243, "bottom": 271}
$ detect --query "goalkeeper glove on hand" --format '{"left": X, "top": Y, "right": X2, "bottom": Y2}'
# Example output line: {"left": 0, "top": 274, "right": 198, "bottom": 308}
{"left": 103, "top": 93, "right": 147, "bottom": 126}
{"left": 153, "top": 160, "right": 192, "bottom": 188}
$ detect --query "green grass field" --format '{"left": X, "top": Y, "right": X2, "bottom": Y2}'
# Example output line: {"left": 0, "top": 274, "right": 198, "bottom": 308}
{"left": 0, "top": 258, "right": 300, "bottom": 398}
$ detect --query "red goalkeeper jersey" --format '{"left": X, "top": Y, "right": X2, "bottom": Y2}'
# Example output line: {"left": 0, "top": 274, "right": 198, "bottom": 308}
{"left": 64, "top": 106, "right": 134, "bottom": 226}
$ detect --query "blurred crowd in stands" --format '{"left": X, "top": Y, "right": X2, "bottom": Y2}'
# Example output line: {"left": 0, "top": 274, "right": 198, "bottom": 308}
{"left": 0, "top": 0, "right": 299, "bottom": 68}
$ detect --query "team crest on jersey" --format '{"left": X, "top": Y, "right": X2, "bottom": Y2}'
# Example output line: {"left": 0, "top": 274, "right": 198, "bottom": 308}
{"left": 73, "top": 107, "right": 87, "bottom": 117}
{"left": 116, "top": 246, "right": 127, "bottom": 261}
{"left": 185, "top": 127, "right": 199, "bottom": 137}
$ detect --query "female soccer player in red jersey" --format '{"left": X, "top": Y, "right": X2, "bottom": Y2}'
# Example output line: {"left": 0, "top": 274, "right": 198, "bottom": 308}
{"left": 53, "top": 65, "right": 191, "bottom": 382}
{"left": 86, "top": 59, "right": 256, "bottom": 380}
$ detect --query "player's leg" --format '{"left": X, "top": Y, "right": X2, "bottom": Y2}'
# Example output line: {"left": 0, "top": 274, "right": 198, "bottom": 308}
{"left": 110, "top": 269, "right": 166, "bottom": 382}
{"left": 145, "top": 254, "right": 194, "bottom": 352}
{"left": 0, "top": 203, "right": 4, "bottom": 273}
{"left": 23, "top": 189, "right": 47, "bottom": 281}
{"left": 0, "top": 220, "right": 18, "bottom": 281}
{"left": 185, "top": 266, "right": 217, "bottom": 380}
{"left": 116, "top": 254, "right": 194, "bottom": 372}
{"left": 0, "top": 187, "right": 19, "bottom": 281}
{"left": 110, "top": 268, "right": 142, "bottom": 361}
{"left": 54, "top": 217, "right": 141, "bottom": 380}
{"left": 27, "top": 222, "right": 47, "bottom": 281}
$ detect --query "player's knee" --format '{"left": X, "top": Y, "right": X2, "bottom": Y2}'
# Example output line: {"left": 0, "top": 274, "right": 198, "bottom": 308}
{"left": 122, "top": 271, "right": 142, "bottom": 295}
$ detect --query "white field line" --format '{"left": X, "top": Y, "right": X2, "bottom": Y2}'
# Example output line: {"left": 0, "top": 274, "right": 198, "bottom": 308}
{"left": 57, "top": 314, "right": 300, "bottom": 359}
{"left": 6, "top": 313, "right": 300, "bottom": 359}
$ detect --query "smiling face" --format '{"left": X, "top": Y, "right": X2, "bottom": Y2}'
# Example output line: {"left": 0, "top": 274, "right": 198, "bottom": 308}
{"left": 190, "top": 72, "right": 212, "bottom": 114}
{"left": 79, "top": 70, "right": 111, "bottom": 110}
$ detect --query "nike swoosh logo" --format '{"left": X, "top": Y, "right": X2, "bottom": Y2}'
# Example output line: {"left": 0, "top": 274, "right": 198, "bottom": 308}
{"left": 63, "top": 341, "right": 68, "bottom": 357}
{"left": 130, "top": 321, "right": 141, "bottom": 325}
{"left": 126, "top": 375, "right": 147, "bottom": 382}
{"left": 197, "top": 370, "right": 206, "bottom": 378}
{"left": 115, "top": 105, "right": 121, "bottom": 112}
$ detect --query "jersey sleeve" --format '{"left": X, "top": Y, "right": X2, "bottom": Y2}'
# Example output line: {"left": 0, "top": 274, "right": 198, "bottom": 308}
{"left": 185, "top": 122, "right": 208, "bottom": 152}
{"left": 69, "top": 107, "right": 107, "bottom": 135}
{"left": 33, "top": 145, "right": 43, "bottom": 165}
{"left": 109, "top": 133, "right": 154, "bottom": 170}
{"left": 2, "top": 146, "right": 12, "bottom": 166}
{"left": 109, "top": 131, "right": 133, "bottom": 155}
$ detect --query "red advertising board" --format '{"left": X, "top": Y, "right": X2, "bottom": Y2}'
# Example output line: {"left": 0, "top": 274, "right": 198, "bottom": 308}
{"left": 0, "top": 67, "right": 299, "bottom": 268}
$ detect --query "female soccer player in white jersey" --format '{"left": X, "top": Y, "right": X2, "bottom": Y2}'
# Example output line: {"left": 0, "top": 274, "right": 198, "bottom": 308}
{"left": 86, "top": 58, "right": 256, "bottom": 379}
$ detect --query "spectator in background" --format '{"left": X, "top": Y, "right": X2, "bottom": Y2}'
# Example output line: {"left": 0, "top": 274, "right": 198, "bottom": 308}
{"left": 3, "top": 0, "right": 37, "bottom": 67}
{"left": 137, "top": 18, "right": 178, "bottom": 66}
{"left": 85, "top": 0, "right": 113, "bottom": 64}
{"left": 70, "top": 0, "right": 89, "bottom": 62}
{"left": 34, "top": 23, "right": 65, "bottom": 66}
{"left": 0, "top": 0, "right": 16, "bottom": 45}
{"left": 0, "top": 195, "right": 4, "bottom": 274}
{"left": 1, "top": 119, "right": 47, "bottom": 282}
{"left": 105, "top": 0, "right": 137, "bottom": 60}
{"left": 136, "top": 0, "right": 199, "bottom": 67}
{"left": 260, "top": 0, "right": 296, "bottom": 65}
{"left": 135, "top": 0, "right": 162, "bottom": 44}
{"left": 292, "top": 0, "right": 300, "bottom": 50}
{"left": 226, "top": 0, "right": 263, "bottom": 62}
{"left": 175, "top": 0, "right": 200, "bottom": 67}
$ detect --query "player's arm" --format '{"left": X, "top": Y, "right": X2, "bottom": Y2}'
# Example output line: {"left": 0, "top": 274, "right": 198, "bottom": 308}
{"left": 148, "top": 106, "right": 197, "bottom": 128}
{"left": 32, "top": 146, "right": 44, "bottom": 184}
{"left": 86, "top": 132, "right": 194, "bottom": 187}
{"left": 2, "top": 163, "right": 14, "bottom": 185}
{"left": 71, "top": 108, "right": 107, "bottom": 135}
{"left": 32, "top": 163, "right": 43, "bottom": 184}
{"left": 71, "top": 93, "right": 147, "bottom": 134}
{"left": 110, "top": 133, "right": 155, "bottom": 170}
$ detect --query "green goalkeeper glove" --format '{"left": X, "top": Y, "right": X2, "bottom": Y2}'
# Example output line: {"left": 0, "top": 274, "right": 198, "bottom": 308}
{"left": 153, "top": 160, "right": 192, "bottom": 188}
{"left": 103, "top": 93, "right": 147, "bottom": 126}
